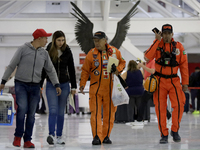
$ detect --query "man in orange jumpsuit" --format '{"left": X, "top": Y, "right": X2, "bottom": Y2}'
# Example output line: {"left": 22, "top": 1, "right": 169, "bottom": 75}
{"left": 145, "top": 24, "right": 188, "bottom": 144}
{"left": 79, "top": 31, "right": 126, "bottom": 145}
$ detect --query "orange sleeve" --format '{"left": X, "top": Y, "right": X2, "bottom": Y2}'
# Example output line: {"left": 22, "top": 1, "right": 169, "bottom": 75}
{"left": 178, "top": 42, "right": 189, "bottom": 85}
{"left": 145, "top": 39, "right": 160, "bottom": 60}
{"left": 116, "top": 49, "right": 126, "bottom": 73}
{"left": 80, "top": 52, "right": 92, "bottom": 88}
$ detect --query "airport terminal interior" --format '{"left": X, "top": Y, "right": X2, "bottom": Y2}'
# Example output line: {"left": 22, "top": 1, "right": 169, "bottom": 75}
{"left": 0, "top": 0, "right": 200, "bottom": 149}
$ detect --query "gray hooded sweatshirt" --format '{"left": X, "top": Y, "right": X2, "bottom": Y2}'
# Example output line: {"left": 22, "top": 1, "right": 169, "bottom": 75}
{"left": 2, "top": 42, "right": 59, "bottom": 87}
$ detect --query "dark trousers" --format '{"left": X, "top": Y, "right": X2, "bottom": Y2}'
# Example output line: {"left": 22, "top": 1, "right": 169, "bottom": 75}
{"left": 184, "top": 92, "right": 190, "bottom": 113}
{"left": 127, "top": 95, "right": 142, "bottom": 122}
{"left": 190, "top": 89, "right": 200, "bottom": 110}
{"left": 137, "top": 91, "right": 152, "bottom": 121}
{"left": 137, "top": 90, "right": 171, "bottom": 122}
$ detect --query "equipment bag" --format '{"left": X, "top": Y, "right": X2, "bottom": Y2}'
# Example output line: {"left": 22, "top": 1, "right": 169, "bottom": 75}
{"left": 144, "top": 74, "right": 158, "bottom": 93}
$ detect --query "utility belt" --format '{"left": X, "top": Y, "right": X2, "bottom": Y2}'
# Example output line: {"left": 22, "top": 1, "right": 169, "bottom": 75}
{"left": 155, "top": 60, "right": 179, "bottom": 67}
{"left": 154, "top": 72, "right": 177, "bottom": 79}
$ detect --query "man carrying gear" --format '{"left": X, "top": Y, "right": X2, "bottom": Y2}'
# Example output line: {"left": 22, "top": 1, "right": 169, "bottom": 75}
{"left": 145, "top": 24, "right": 189, "bottom": 144}
{"left": 79, "top": 31, "right": 126, "bottom": 145}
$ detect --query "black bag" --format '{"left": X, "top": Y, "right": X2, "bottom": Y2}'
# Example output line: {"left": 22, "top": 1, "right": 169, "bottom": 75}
{"left": 117, "top": 75, "right": 127, "bottom": 88}
{"left": 115, "top": 104, "right": 129, "bottom": 123}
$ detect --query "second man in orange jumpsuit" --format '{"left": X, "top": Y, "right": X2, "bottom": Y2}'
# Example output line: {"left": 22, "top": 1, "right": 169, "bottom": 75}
{"left": 145, "top": 24, "right": 189, "bottom": 144}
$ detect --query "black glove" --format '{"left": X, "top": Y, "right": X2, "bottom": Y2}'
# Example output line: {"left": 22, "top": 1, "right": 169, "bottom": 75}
{"left": 111, "top": 63, "right": 116, "bottom": 73}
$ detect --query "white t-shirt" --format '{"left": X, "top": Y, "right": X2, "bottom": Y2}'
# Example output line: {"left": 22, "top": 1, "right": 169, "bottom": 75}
{"left": 58, "top": 49, "right": 62, "bottom": 58}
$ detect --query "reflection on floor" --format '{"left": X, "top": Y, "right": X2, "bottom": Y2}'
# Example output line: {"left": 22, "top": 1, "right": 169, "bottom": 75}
{"left": 0, "top": 112, "right": 200, "bottom": 150}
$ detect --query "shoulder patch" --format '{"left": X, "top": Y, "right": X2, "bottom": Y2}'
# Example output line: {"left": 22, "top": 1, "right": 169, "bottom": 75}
{"left": 175, "top": 48, "right": 180, "bottom": 55}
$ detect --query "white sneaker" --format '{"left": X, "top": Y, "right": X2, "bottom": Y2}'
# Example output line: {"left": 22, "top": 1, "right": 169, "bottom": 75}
{"left": 47, "top": 135, "right": 55, "bottom": 145}
{"left": 131, "top": 121, "right": 144, "bottom": 126}
{"left": 125, "top": 122, "right": 134, "bottom": 126}
{"left": 57, "top": 136, "right": 65, "bottom": 145}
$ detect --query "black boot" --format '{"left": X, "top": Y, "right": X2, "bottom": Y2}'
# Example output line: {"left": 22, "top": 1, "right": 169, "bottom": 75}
{"left": 103, "top": 136, "right": 112, "bottom": 144}
{"left": 159, "top": 135, "right": 168, "bottom": 144}
{"left": 171, "top": 130, "right": 181, "bottom": 142}
{"left": 92, "top": 135, "right": 101, "bottom": 145}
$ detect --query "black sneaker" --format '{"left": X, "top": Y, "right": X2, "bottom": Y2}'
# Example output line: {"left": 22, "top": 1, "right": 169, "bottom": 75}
{"left": 159, "top": 135, "right": 168, "bottom": 144}
{"left": 103, "top": 136, "right": 112, "bottom": 144}
{"left": 171, "top": 130, "right": 181, "bottom": 142}
{"left": 47, "top": 135, "right": 55, "bottom": 145}
{"left": 92, "top": 135, "right": 101, "bottom": 145}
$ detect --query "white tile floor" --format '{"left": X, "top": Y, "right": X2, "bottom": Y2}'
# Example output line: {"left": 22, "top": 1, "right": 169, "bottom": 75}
{"left": 0, "top": 112, "right": 200, "bottom": 150}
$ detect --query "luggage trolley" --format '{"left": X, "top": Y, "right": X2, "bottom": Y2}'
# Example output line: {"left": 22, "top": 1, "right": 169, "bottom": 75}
{"left": 0, "top": 93, "right": 15, "bottom": 126}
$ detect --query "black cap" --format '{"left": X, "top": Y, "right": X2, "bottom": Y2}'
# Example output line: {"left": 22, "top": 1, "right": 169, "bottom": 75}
{"left": 162, "top": 24, "right": 173, "bottom": 33}
{"left": 93, "top": 31, "right": 106, "bottom": 39}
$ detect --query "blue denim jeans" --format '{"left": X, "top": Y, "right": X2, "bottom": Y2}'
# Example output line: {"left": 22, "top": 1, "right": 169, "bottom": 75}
{"left": 14, "top": 81, "right": 40, "bottom": 142}
{"left": 46, "top": 81, "right": 70, "bottom": 136}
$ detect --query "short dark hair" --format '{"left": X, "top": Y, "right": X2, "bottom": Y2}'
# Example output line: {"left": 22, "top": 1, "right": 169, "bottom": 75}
{"left": 195, "top": 67, "right": 200, "bottom": 70}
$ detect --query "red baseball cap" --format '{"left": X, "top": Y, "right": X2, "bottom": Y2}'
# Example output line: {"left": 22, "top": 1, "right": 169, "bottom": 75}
{"left": 32, "top": 29, "right": 52, "bottom": 39}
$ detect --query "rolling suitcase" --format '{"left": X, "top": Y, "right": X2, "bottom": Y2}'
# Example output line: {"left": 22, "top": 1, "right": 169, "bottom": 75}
{"left": 115, "top": 104, "right": 129, "bottom": 123}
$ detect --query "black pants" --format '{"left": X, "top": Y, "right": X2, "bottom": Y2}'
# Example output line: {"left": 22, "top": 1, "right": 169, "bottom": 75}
{"left": 137, "top": 90, "right": 171, "bottom": 122}
{"left": 137, "top": 91, "right": 152, "bottom": 121}
{"left": 127, "top": 95, "right": 142, "bottom": 122}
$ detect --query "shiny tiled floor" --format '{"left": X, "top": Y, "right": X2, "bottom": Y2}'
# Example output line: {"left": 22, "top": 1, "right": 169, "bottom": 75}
{"left": 0, "top": 112, "right": 200, "bottom": 150}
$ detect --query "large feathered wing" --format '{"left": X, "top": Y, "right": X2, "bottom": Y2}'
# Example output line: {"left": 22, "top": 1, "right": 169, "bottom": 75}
{"left": 70, "top": 2, "right": 94, "bottom": 54}
{"left": 109, "top": 0, "right": 140, "bottom": 49}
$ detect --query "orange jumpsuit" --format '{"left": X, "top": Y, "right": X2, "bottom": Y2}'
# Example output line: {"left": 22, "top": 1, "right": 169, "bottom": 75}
{"left": 145, "top": 38, "right": 188, "bottom": 136}
{"left": 80, "top": 44, "right": 126, "bottom": 142}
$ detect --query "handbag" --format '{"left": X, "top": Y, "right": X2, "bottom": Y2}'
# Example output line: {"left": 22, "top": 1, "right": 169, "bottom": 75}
{"left": 112, "top": 74, "right": 129, "bottom": 106}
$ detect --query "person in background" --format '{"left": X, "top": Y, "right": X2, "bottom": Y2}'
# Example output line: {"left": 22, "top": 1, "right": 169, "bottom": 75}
{"left": 145, "top": 24, "right": 188, "bottom": 144}
{"left": 121, "top": 60, "right": 144, "bottom": 123}
{"left": 189, "top": 67, "right": 200, "bottom": 114}
{"left": 41, "top": 30, "right": 77, "bottom": 145}
{"left": 0, "top": 29, "right": 61, "bottom": 148}
{"left": 133, "top": 52, "right": 156, "bottom": 125}
{"left": 79, "top": 31, "right": 126, "bottom": 145}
